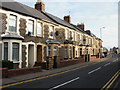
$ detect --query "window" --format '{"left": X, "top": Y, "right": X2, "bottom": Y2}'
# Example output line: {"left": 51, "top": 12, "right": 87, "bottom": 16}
{"left": 54, "top": 46, "right": 57, "bottom": 56}
{"left": 80, "top": 48, "right": 82, "bottom": 56}
{"left": 37, "top": 22, "right": 43, "bottom": 37}
{"left": 49, "top": 26, "right": 54, "bottom": 38}
{"left": 9, "top": 15, "right": 17, "bottom": 32}
{"left": 65, "top": 29, "right": 69, "bottom": 40}
{"left": 28, "top": 20, "right": 34, "bottom": 35}
{"left": 65, "top": 47, "right": 68, "bottom": 58}
{"left": 69, "top": 47, "right": 72, "bottom": 58}
{"left": 92, "top": 38, "right": 94, "bottom": 44}
{"left": 12, "top": 43, "right": 19, "bottom": 61}
{"left": 80, "top": 34, "right": 82, "bottom": 41}
{"left": 75, "top": 33, "right": 78, "bottom": 41}
{"left": 86, "top": 38, "right": 88, "bottom": 44}
{"left": 72, "top": 32, "right": 75, "bottom": 41}
{"left": 4, "top": 42, "right": 8, "bottom": 60}
{"left": 47, "top": 46, "right": 51, "bottom": 56}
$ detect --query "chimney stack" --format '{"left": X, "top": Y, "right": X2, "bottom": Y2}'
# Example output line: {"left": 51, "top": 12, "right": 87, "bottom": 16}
{"left": 77, "top": 23, "right": 85, "bottom": 31}
{"left": 85, "top": 30, "right": 91, "bottom": 35}
{"left": 64, "top": 15, "right": 71, "bottom": 23}
{"left": 35, "top": 0, "right": 45, "bottom": 12}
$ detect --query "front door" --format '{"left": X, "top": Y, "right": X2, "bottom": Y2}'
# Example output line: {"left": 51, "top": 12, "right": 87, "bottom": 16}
{"left": 73, "top": 47, "right": 75, "bottom": 58}
{"left": 37, "top": 45, "right": 42, "bottom": 62}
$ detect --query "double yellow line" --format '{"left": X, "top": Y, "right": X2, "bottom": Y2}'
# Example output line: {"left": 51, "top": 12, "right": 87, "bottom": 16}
{"left": 0, "top": 56, "right": 112, "bottom": 89}
{"left": 101, "top": 69, "right": 120, "bottom": 89}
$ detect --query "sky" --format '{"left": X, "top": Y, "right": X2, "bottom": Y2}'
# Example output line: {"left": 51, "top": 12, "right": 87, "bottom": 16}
{"left": 15, "top": 0, "right": 119, "bottom": 49}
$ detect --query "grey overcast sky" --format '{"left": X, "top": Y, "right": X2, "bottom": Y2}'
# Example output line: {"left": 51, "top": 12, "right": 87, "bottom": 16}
{"left": 15, "top": 0, "right": 119, "bottom": 49}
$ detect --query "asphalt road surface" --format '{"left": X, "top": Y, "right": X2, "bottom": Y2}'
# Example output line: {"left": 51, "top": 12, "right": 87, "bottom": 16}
{"left": 3, "top": 54, "right": 120, "bottom": 89}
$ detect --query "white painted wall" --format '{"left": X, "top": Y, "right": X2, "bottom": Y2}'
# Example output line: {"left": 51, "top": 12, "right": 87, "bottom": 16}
{"left": 22, "top": 42, "right": 36, "bottom": 67}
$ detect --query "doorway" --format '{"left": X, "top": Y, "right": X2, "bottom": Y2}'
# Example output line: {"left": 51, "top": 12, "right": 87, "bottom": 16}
{"left": 28, "top": 45, "right": 34, "bottom": 67}
{"left": 73, "top": 47, "right": 75, "bottom": 58}
{"left": 37, "top": 45, "right": 42, "bottom": 62}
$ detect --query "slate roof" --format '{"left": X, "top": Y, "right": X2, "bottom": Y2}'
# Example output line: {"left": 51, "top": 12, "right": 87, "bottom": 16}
{"left": 0, "top": 0, "right": 97, "bottom": 38}
{"left": 0, "top": 0, "right": 57, "bottom": 25}
{"left": 43, "top": 12, "right": 78, "bottom": 30}
{"left": 1, "top": 33, "right": 24, "bottom": 40}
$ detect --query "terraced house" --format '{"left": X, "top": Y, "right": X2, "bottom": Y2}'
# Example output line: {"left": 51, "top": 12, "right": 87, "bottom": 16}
{"left": 0, "top": 0, "right": 102, "bottom": 69}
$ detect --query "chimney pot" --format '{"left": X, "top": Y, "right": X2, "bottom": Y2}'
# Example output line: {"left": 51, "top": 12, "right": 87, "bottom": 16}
{"left": 77, "top": 23, "right": 85, "bottom": 31}
{"left": 35, "top": 0, "right": 45, "bottom": 12}
{"left": 64, "top": 15, "right": 71, "bottom": 23}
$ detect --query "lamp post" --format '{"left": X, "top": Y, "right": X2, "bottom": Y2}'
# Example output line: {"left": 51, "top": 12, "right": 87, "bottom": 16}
{"left": 100, "top": 27, "right": 105, "bottom": 39}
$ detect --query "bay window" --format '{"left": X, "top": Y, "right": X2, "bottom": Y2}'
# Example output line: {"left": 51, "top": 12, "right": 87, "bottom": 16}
{"left": 12, "top": 43, "right": 19, "bottom": 61}
{"left": 4, "top": 42, "right": 8, "bottom": 60}
{"left": 65, "top": 47, "right": 68, "bottom": 58}
{"left": 9, "top": 15, "right": 17, "bottom": 32}
{"left": 54, "top": 46, "right": 57, "bottom": 56}
{"left": 47, "top": 46, "right": 51, "bottom": 56}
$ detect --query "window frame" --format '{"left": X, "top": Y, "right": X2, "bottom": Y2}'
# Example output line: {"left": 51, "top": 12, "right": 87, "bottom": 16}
{"left": 53, "top": 46, "right": 57, "bottom": 56}
{"left": 28, "top": 19, "right": 34, "bottom": 36}
{"left": 47, "top": 46, "right": 51, "bottom": 56}
{"left": 72, "top": 32, "right": 75, "bottom": 41}
{"left": 49, "top": 25, "right": 54, "bottom": 39}
{"left": 37, "top": 22, "right": 43, "bottom": 37}
{"left": 65, "top": 29, "right": 69, "bottom": 40}
{"left": 12, "top": 42, "right": 19, "bottom": 61}
{"left": 4, "top": 42, "right": 8, "bottom": 60}
{"left": 9, "top": 15, "right": 17, "bottom": 33}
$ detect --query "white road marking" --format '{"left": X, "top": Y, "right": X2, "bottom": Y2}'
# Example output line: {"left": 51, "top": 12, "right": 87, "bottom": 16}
{"left": 49, "top": 77, "right": 80, "bottom": 90}
{"left": 88, "top": 67, "right": 101, "bottom": 74}
{"left": 104, "top": 63, "right": 111, "bottom": 66}
{"left": 113, "top": 59, "right": 118, "bottom": 62}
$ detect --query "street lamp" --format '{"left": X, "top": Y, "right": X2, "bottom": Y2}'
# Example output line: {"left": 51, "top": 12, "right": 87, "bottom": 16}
{"left": 100, "top": 27, "right": 105, "bottom": 39}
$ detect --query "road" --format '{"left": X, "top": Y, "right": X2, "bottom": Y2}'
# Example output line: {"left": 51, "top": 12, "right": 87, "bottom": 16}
{"left": 2, "top": 54, "right": 120, "bottom": 89}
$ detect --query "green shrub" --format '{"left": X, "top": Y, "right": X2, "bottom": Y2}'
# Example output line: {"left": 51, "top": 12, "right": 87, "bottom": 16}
{"left": 1, "top": 60, "right": 13, "bottom": 69}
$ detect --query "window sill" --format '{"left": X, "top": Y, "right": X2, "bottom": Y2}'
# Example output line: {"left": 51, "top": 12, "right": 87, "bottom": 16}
{"left": 13, "top": 60, "right": 19, "bottom": 63}
{"left": 36, "top": 36, "right": 43, "bottom": 38}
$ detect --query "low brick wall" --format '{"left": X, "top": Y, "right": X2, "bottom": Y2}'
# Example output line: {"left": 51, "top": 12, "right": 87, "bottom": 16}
{"left": 60, "top": 58, "right": 84, "bottom": 67}
{"left": 1, "top": 66, "right": 42, "bottom": 78}
{"left": 90, "top": 56, "right": 99, "bottom": 61}
{"left": 0, "top": 68, "right": 8, "bottom": 78}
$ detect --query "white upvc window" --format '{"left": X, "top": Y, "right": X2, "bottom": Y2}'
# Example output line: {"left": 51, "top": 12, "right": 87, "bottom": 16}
{"left": 12, "top": 43, "right": 19, "bottom": 61}
{"left": 49, "top": 26, "right": 54, "bottom": 39}
{"left": 72, "top": 32, "right": 75, "bottom": 41}
{"left": 37, "top": 22, "right": 43, "bottom": 37}
{"left": 92, "top": 38, "right": 94, "bottom": 44}
{"left": 53, "top": 46, "right": 57, "bottom": 56}
{"left": 75, "top": 33, "right": 78, "bottom": 41}
{"left": 80, "top": 34, "right": 82, "bottom": 41}
{"left": 65, "top": 29, "right": 69, "bottom": 40}
{"left": 86, "top": 38, "right": 88, "bottom": 44}
{"left": 9, "top": 15, "right": 17, "bottom": 32}
{"left": 4, "top": 42, "right": 8, "bottom": 60}
{"left": 69, "top": 46, "right": 72, "bottom": 58}
{"left": 65, "top": 47, "right": 68, "bottom": 58}
{"left": 28, "top": 20, "right": 34, "bottom": 35}
{"left": 47, "top": 46, "right": 51, "bottom": 56}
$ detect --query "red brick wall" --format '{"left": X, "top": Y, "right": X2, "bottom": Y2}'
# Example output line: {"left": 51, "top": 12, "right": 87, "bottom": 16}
{"left": 1, "top": 66, "right": 42, "bottom": 78}
{"left": 90, "top": 56, "right": 99, "bottom": 61}
{"left": 0, "top": 68, "right": 8, "bottom": 78}
{"left": 60, "top": 58, "right": 84, "bottom": 67}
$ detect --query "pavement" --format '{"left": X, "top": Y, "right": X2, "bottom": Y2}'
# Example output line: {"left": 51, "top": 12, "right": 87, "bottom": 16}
{"left": 1, "top": 55, "right": 112, "bottom": 86}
